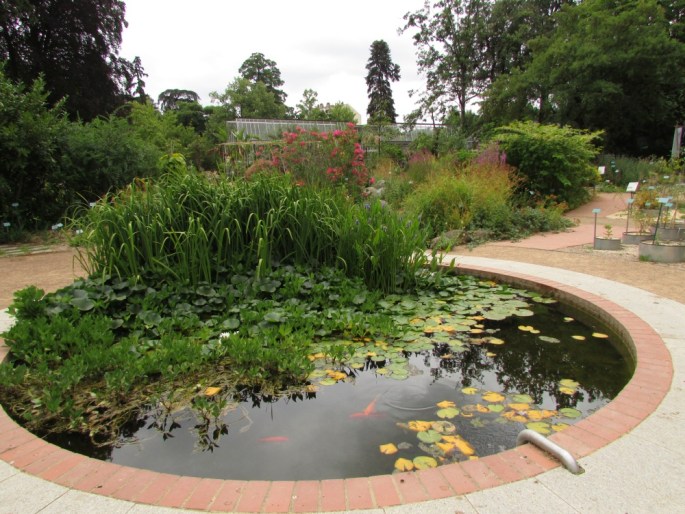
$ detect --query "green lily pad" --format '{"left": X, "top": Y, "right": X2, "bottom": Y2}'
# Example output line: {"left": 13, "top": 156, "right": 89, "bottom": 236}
{"left": 511, "top": 394, "right": 534, "bottom": 403}
{"left": 319, "top": 378, "right": 337, "bottom": 386}
{"left": 487, "top": 404, "right": 505, "bottom": 413}
{"left": 436, "top": 407, "right": 460, "bottom": 419}
{"left": 526, "top": 422, "right": 552, "bottom": 435}
{"left": 559, "top": 407, "right": 582, "bottom": 419}
{"left": 417, "top": 430, "right": 442, "bottom": 443}
{"left": 413, "top": 456, "right": 438, "bottom": 469}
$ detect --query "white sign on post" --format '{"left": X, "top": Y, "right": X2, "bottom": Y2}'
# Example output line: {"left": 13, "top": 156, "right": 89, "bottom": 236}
{"left": 626, "top": 182, "right": 639, "bottom": 193}
{"left": 598, "top": 166, "right": 606, "bottom": 175}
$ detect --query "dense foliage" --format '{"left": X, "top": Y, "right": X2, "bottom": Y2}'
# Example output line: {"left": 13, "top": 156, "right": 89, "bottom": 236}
{"left": 0, "top": 0, "right": 145, "bottom": 120}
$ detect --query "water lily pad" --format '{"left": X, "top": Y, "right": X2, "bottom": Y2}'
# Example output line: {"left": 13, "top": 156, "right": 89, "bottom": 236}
{"left": 592, "top": 332, "right": 609, "bottom": 339}
{"left": 571, "top": 335, "right": 586, "bottom": 341}
{"left": 394, "top": 458, "right": 414, "bottom": 471}
{"left": 486, "top": 337, "right": 505, "bottom": 345}
{"left": 461, "top": 387, "right": 478, "bottom": 395}
{"left": 379, "top": 443, "right": 398, "bottom": 455}
{"left": 407, "top": 420, "right": 433, "bottom": 432}
{"left": 436, "top": 407, "right": 460, "bottom": 419}
{"left": 487, "top": 404, "right": 505, "bottom": 413}
{"left": 513, "top": 309, "right": 535, "bottom": 317}
{"left": 564, "top": 317, "right": 575, "bottom": 322}
{"left": 526, "top": 421, "right": 551, "bottom": 434}
{"left": 559, "top": 407, "right": 582, "bottom": 419}
{"left": 319, "top": 378, "right": 337, "bottom": 386}
{"left": 413, "top": 456, "right": 438, "bottom": 470}
{"left": 559, "top": 387, "right": 576, "bottom": 395}
{"left": 552, "top": 423, "right": 570, "bottom": 432}
{"left": 511, "top": 394, "right": 534, "bottom": 403}
{"left": 559, "top": 378, "right": 580, "bottom": 389}
{"left": 442, "top": 435, "right": 475, "bottom": 456}
{"left": 436, "top": 400, "right": 456, "bottom": 409}
{"left": 417, "top": 430, "right": 442, "bottom": 443}
{"left": 482, "top": 391, "right": 505, "bottom": 403}
{"left": 431, "top": 421, "right": 456, "bottom": 434}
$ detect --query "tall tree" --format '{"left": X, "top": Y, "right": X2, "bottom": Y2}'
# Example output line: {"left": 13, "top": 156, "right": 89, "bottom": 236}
{"left": 238, "top": 52, "right": 287, "bottom": 105}
{"left": 210, "top": 78, "right": 287, "bottom": 120}
{"left": 158, "top": 89, "right": 201, "bottom": 112}
{"left": 400, "top": 0, "right": 491, "bottom": 126}
{"left": 484, "top": 0, "right": 685, "bottom": 155}
{"left": 0, "top": 0, "right": 143, "bottom": 120}
{"left": 365, "top": 40, "right": 401, "bottom": 123}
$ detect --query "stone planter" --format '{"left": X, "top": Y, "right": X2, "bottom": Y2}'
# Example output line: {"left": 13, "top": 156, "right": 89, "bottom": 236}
{"left": 594, "top": 237, "right": 622, "bottom": 251}
{"left": 639, "top": 241, "right": 685, "bottom": 263}
{"left": 621, "top": 232, "right": 653, "bottom": 245}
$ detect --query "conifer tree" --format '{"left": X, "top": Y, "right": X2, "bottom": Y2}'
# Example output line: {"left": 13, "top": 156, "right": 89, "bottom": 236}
{"left": 365, "top": 40, "right": 401, "bottom": 123}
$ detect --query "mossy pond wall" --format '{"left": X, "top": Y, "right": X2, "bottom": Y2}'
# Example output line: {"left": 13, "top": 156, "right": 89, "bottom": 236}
{"left": 36, "top": 267, "right": 634, "bottom": 481}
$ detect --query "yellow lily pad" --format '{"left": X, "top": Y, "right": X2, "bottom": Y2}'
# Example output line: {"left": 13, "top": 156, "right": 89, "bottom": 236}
{"left": 436, "top": 400, "right": 456, "bottom": 409}
{"left": 380, "top": 443, "right": 398, "bottom": 455}
{"left": 487, "top": 337, "right": 505, "bottom": 345}
{"left": 442, "top": 435, "right": 475, "bottom": 456}
{"left": 559, "top": 378, "right": 580, "bottom": 388}
{"left": 408, "top": 420, "right": 433, "bottom": 432}
{"left": 394, "top": 458, "right": 414, "bottom": 471}
{"left": 508, "top": 403, "right": 531, "bottom": 411}
{"left": 571, "top": 335, "right": 586, "bottom": 341}
{"left": 592, "top": 332, "right": 609, "bottom": 339}
{"left": 559, "top": 387, "right": 576, "bottom": 395}
{"left": 461, "top": 387, "right": 478, "bottom": 395}
{"left": 526, "top": 421, "right": 551, "bottom": 435}
{"left": 482, "top": 391, "right": 505, "bottom": 403}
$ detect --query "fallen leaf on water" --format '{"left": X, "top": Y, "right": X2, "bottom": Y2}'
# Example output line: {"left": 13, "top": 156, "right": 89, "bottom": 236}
{"left": 379, "top": 443, "right": 398, "bottom": 455}
{"left": 527, "top": 409, "right": 557, "bottom": 421}
{"left": 508, "top": 403, "right": 531, "bottom": 411}
{"left": 436, "top": 400, "right": 456, "bottom": 409}
{"left": 394, "top": 458, "right": 414, "bottom": 471}
{"left": 461, "top": 387, "right": 478, "bottom": 395}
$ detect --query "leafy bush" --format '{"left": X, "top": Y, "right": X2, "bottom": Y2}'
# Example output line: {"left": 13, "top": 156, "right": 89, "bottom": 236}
{"left": 0, "top": 68, "right": 67, "bottom": 232}
{"left": 495, "top": 121, "right": 603, "bottom": 209}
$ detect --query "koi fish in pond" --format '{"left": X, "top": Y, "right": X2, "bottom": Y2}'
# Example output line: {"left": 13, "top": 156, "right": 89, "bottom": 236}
{"left": 350, "top": 394, "right": 384, "bottom": 419}
{"left": 258, "top": 436, "right": 289, "bottom": 443}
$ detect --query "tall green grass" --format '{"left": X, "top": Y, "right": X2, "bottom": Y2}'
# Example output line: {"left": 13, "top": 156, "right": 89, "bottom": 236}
{"left": 75, "top": 168, "right": 432, "bottom": 292}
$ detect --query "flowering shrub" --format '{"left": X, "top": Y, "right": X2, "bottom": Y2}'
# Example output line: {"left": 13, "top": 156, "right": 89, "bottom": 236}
{"left": 254, "top": 123, "right": 369, "bottom": 198}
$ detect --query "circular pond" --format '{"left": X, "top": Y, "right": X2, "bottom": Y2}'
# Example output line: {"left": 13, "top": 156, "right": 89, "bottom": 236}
{"left": 41, "top": 274, "right": 632, "bottom": 481}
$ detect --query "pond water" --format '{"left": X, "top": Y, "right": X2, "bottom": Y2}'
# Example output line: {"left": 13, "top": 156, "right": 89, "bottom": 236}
{"left": 48, "top": 289, "right": 632, "bottom": 480}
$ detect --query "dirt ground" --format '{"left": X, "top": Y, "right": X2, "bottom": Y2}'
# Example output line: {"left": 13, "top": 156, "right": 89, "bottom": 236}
{"left": 1, "top": 241, "right": 683, "bottom": 310}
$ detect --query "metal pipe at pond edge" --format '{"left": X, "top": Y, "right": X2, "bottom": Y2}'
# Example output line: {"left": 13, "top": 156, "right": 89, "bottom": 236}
{"left": 516, "top": 429, "right": 584, "bottom": 475}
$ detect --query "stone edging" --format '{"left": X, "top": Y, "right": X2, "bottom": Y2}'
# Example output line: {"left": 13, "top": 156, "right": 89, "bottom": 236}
{"left": 0, "top": 265, "right": 673, "bottom": 512}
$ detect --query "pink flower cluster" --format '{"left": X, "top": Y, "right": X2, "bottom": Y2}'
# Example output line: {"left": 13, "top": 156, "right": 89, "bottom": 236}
{"left": 262, "top": 124, "right": 369, "bottom": 197}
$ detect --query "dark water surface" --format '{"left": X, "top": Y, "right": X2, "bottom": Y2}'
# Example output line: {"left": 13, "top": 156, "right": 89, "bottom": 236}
{"left": 48, "top": 298, "right": 632, "bottom": 480}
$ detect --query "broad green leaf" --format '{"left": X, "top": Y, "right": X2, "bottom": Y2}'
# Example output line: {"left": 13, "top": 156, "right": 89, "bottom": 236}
{"left": 417, "top": 430, "right": 442, "bottom": 443}
{"left": 526, "top": 422, "right": 551, "bottom": 435}
{"left": 559, "top": 407, "right": 582, "bottom": 419}
{"left": 487, "top": 404, "right": 505, "bottom": 413}
{"left": 413, "top": 456, "right": 438, "bottom": 470}
{"left": 436, "top": 407, "right": 460, "bottom": 419}
{"left": 70, "top": 297, "right": 95, "bottom": 311}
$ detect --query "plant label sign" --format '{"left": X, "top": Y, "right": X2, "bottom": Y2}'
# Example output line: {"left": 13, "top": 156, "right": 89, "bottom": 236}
{"left": 626, "top": 182, "right": 639, "bottom": 193}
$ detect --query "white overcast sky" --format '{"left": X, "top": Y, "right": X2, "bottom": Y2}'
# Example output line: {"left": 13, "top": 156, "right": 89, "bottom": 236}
{"left": 119, "top": 0, "right": 425, "bottom": 123}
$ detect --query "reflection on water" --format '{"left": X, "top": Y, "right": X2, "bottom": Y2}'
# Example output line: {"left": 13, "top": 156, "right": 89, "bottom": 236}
{"left": 47, "top": 300, "right": 631, "bottom": 480}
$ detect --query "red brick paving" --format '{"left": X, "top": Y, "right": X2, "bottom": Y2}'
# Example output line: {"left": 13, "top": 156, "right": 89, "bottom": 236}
{"left": 0, "top": 264, "right": 673, "bottom": 512}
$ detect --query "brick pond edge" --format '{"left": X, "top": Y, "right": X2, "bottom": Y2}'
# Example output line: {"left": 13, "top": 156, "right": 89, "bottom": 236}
{"left": 0, "top": 264, "right": 673, "bottom": 512}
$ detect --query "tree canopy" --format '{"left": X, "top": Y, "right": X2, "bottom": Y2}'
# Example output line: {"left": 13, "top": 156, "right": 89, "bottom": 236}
{"left": 0, "top": 0, "right": 144, "bottom": 120}
{"left": 238, "top": 52, "right": 287, "bottom": 105}
{"left": 365, "top": 40, "right": 401, "bottom": 123}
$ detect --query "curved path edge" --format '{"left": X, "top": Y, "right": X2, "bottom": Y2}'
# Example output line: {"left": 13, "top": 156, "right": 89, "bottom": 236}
{"left": 0, "top": 257, "right": 682, "bottom": 513}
